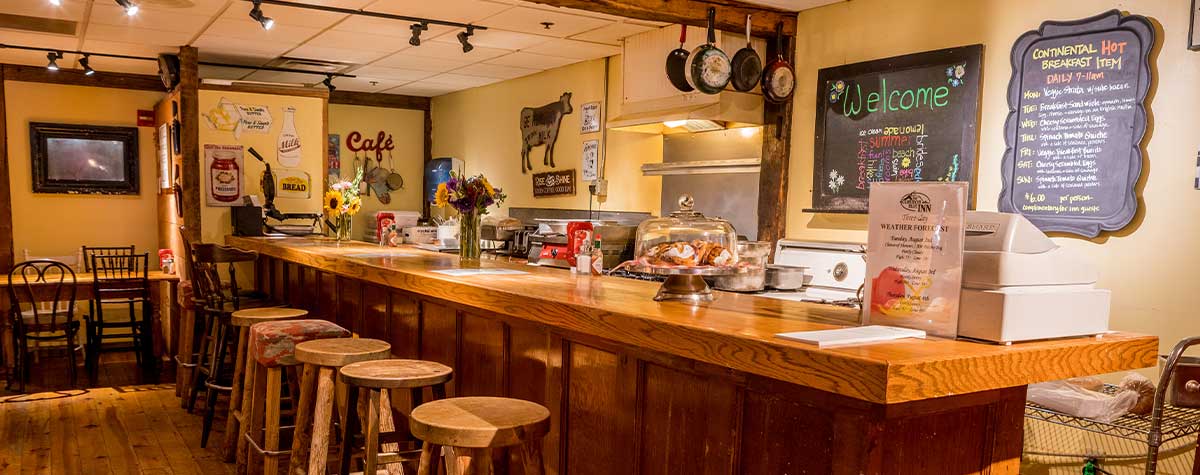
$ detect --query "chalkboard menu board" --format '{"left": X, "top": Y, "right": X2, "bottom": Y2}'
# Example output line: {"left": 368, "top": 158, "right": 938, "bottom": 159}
{"left": 999, "top": 10, "right": 1154, "bottom": 237}
{"left": 811, "top": 45, "right": 983, "bottom": 213}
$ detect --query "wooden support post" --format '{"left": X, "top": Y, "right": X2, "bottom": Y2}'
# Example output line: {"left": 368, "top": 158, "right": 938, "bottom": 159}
{"left": 758, "top": 34, "right": 794, "bottom": 248}
{"left": 0, "top": 68, "right": 12, "bottom": 274}
{"left": 177, "top": 46, "right": 202, "bottom": 245}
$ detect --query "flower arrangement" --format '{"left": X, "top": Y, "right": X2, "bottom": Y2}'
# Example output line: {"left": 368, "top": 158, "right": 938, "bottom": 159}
{"left": 434, "top": 171, "right": 506, "bottom": 261}
{"left": 324, "top": 167, "right": 363, "bottom": 242}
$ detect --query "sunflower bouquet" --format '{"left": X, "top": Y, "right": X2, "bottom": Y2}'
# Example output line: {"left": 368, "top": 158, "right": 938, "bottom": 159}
{"left": 324, "top": 166, "right": 363, "bottom": 242}
{"left": 434, "top": 171, "right": 506, "bottom": 261}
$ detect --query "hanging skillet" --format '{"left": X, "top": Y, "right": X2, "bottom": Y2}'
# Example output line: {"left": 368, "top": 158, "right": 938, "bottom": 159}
{"left": 665, "top": 24, "right": 694, "bottom": 92}
{"left": 761, "top": 22, "right": 795, "bottom": 103}
{"left": 730, "top": 14, "right": 762, "bottom": 92}
{"left": 687, "top": 7, "right": 731, "bottom": 95}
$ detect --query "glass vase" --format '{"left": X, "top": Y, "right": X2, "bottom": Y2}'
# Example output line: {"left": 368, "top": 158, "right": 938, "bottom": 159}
{"left": 334, "top": 214, "right": 352, "bottom": 244}
{"left": 459, "top": 210, "right": 481, "bottom": 265}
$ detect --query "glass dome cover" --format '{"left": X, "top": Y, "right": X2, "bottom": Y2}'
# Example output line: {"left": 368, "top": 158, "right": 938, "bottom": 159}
{"left": 632, "top": 194, "right": 739, "bottom": 274}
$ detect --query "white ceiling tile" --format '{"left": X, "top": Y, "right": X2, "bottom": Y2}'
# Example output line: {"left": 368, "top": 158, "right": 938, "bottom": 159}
{"left": 366, "top": 0, "right": 512, "bottom": 25}
{"left": 0, "top": 30, "right": 78, "bottom": 50}
{"left": 484, "top": 51, "right": 575, "bottom": 70}
{"left": 404, "top": 40, "right": 510, "bottom": 62}
{"left": 80, "top": 39, "right": 176, "bottom": 57}
{"left": 384, "top": 81, "right": 462, "bottom": 97}
{"left": 288, "top": 0, "right": 377, "bottom": 8}
{"left": 138, "top": 0, "right": 231, "bottom": 17}
{"left": 481, "top": 6, "right": 612, "bottom": 38}
{"left": 84, "top": 23, "right": 194, "bottom": 46}
{"left": 201, "top": 17, "right": 322, "bottom": 44}
{"left": 285, "top": 44, "right": 390, "bottom": 65}
{"left": 429, "top": 28, "right": 546, "bottom": 51}
{"left": 522, "top": 39, "right": 618, "bottom": 60}
{"left": 220, "top": 1, "right": 347, "bottom": 29}
{"left": 298, "top": 29, "right": 407, "bottom": 53}
{"left": 326, "top": 75, "right": 409, "bottom": 93}
{"left": 199, "top": 64, "right": 254, "bottom": 80}
{"left": 372, "top": 50, "right": 474, "bottom": 73}
{"left": 451, "top": 62, "right": 535, "bottom": 80}
{"left": 88, "top": 3, "right": 210, "bottom": 35}
{"left": 421, "top": 72, "right": 498, "bottom": 88}
{"left": 568, "top": 22, "right": 654, "bottom": 45}
{"left": 192, "top": 35, "right": 295, "bottom": 62}
{"left": 332, "top": 15, "right": 456, "bottom": 40}
{"left": 348, "top": 64, "right": 437, "bottom": 82}
{"left": 0, "top": 0, "right": 86, "bottom": 21}
{"left": 241, "top": 70, "right": 324, "bottom": 85}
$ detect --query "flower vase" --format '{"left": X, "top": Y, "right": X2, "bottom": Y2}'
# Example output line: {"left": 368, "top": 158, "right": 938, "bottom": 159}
{"left": 334, "top": 214, "right": 352, "bottom": 245}
{"left": 459, "top": 210, "right": 481, "bottom": 265}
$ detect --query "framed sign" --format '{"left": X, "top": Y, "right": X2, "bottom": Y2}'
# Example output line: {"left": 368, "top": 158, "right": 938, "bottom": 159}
{"left": 581, "top": 101, "right": 601, "bottom": 133}
{"left": 998, "top": 10, "right": 1154, "bottom": 237}
{"left": 204, "top": 144, "right": 244, "bottom": 207}
{"left": 533, "top": 169, "right": 576, "bottom": 197}
{"left": 582, "top": 140, "right": 599, "bottom": 182}
{"left": 30, "top": 122, "right": 139, "bottom": 195}
{"left": 810, "top": 45, "right": 983, "bottom": 213}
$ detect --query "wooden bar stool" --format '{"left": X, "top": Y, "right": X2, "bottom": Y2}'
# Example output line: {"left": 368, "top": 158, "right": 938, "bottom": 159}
{"left": 218, "top": 307, "right": 309, "bottom": 460}
{"left": 338, "top": 359, "right": 453, "bottom": 475}
{"left": 288, "top": 337, "right": 392, "bottom": 475}
{"left": 242, "top": 319, "right": 351, "bottom": 475}
{"left": 409, "top": 397, "right": 550, "bottom": 475}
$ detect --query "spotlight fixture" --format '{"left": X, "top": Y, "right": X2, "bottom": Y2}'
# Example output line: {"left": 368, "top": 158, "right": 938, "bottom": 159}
{"left": 457, "top": 26, "right": 475, "bottom": 53}
{"left": 322, "top": 75, "right": 335, "bottom": 92}
{"left": 115, "top": 0, "right": 138, "bottom": 16}
{"left": 409, "top": 22, "right": 428, "bottom": 47}
{"left": 80, "top": 54, "right": 95, "bottom": 75}
{"left": 249, "top": 0, "right": 274, "bottom": 30}
{"left": 49, "top": 0, "right": 61, "bottom": 6}
{"left": 45, "top": 51, "right": 61, "bottom": 71}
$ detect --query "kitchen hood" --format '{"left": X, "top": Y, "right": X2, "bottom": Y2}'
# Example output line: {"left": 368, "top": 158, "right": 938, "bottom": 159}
{"left": 608, "top": 25, "right": 764, "bottom": 134}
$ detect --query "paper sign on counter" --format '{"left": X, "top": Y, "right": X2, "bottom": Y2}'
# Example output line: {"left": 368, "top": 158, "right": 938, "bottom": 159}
{"left": 432, "top": 269, "right": 530, "bottom": 277}
{"left": 776, "top": 325, "right": 926, "bottom": 348}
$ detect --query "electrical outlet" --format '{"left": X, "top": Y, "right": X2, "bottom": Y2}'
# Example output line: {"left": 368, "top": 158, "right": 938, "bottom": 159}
{"left": 589, "top": 179, "right": 608, "bottom": 197}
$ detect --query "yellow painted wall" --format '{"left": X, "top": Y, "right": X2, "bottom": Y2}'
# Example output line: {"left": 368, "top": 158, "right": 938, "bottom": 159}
{"left": 431, "top": 57, "right": 662, "bottom": 217}
{"left": 5, "top": 81, "right": 164, "bottom": 261}
{"left": 197, "top": 90, "right": 325, "bottom": 244}
{"left": 327, "top": 103, "right": 424, "bottom": 241}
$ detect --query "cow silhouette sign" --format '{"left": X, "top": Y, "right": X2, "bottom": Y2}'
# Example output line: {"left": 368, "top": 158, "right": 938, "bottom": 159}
{"left": 520, "top": 92, "right": 573, "bottom": 174}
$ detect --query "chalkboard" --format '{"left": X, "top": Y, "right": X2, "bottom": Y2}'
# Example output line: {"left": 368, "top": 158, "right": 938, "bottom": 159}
{"left": 810, "top": 45, "right": 984, "bottom": 213}
{"left": 998, "top": 10, "right": 1155, "bottom": 237}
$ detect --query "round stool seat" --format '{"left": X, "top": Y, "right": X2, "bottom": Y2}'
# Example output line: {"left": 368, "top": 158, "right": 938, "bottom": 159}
{"left": 339, "top": 359, "right": 452, "bottom": 389}
{"left": 230, "top": 306, "right": 307, "bottom": 327}
{"left": 409, "top": 397, "right": 550, "bottom": 449}
{"left": 250, "top": 319, "right": 349, "bottom": 367}
{"left": 295, "top": 337, "right": 391, "bottom": 367}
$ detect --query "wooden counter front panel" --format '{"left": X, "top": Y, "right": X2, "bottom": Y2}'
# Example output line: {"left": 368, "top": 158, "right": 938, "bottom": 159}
{"left": 264, "top": 256, "right": 1023, "bottom": 475}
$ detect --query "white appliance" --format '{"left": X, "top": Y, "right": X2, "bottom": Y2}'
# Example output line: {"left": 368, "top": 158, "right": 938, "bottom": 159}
{"left": 957, "top": 211, "right": 1110, "bottom": 344}
{"left": 759, "top": 240, "right": 866, "bottom": 307}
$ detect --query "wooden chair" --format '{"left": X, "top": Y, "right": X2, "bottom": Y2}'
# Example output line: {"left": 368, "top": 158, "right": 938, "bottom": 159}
{"left": 81, "top": 245, "right": 136, "bottom": 366}
{"left": 81, "top": 245, "right": 136, "bottom": 272}
{"left": 20, "top": 249, "right": 84, "bottom": 362}
{"left": 7, "top": 260, "right": 82, "bottom": 392}
{"left": 87, "top": 252, "right": 151, "bottom": 378}
{"left": 338, "top": 359, "right": 454, "bottom": 475}
{"left": 409, "top": 397, "right": 550, "bottom": 475}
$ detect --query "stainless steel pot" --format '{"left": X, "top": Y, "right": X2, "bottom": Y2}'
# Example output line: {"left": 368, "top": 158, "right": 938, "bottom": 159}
{"left": 712, "top": 241, "right": 771, "bottom": 292}
{"left": 765, "top": 264, "right": 810, "bottom": 290}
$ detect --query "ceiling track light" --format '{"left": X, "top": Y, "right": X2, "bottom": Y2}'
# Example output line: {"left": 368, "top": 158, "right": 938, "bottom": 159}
{"left": 322, "top": 75, "right": 336, "bottom": 92}
{"left": 457, "top": 26, "right": 475, "bottom": 53}
{"left": 80, "top": 55, "right": 95, "bottom": 75}
{"left": 409, "top": 22, "right": 428, "bottom": 47}
{"left": 249, "top": 0, "right": 274, "bottom": 30}
{"left": 48, "top": 0, "right": 61, "bottom": 6}
{"left": 115, "top": 0, "right": 139, "bottom": 16}
{"left": 45, "top": 51, "right": 61, "bottom": 71}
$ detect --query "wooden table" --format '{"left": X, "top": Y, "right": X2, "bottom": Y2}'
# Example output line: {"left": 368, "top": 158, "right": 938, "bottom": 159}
{"left": 0, "top": 270, "right": 181, "bottom": 375}
{"left": 230, "top": 236, "right": 1158, "bottom": 475}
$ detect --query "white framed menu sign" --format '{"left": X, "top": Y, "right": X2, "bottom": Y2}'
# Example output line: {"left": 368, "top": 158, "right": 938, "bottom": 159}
{"left": 862, "top": 182, "right": 967, "bottom": 337}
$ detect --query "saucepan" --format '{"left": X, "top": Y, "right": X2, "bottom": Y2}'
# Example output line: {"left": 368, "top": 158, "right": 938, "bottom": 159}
{"left": 765, "top": 264, "right": 810, "bottom": 290}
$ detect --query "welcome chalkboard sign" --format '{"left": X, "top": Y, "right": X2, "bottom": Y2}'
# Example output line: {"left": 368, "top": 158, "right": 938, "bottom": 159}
{"left": 998, "top": 10, "right": 1154, "bottom": 237}
{"left": 810, "top": 45, "right": 983, "bottom": 213}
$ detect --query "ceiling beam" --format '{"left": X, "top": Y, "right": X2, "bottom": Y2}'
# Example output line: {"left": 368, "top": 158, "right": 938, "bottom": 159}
{"left": 328, "top": 90, "right": 431, "bottom": 111}
{"left": 522, "top": 0, "right": 796, "bottom": 37}
{"left": 1, "top": 63, "right": 163, "bottom": 91}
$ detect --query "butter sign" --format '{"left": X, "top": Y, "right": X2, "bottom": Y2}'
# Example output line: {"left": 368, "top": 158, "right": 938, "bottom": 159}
{"left": 532, "top": 169, "right": 576, "bottom": 197}
{"left": 275, "top": 168, "right": 311, "bottom": 199}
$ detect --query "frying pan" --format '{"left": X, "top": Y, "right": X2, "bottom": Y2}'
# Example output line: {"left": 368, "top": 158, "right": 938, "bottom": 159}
{"left": 665, "top": 24, "right": 693, "bottom": 92}
{"left": 730, "top": 14, "right": 762, "bottom": 92}
{"left": 687, "top": 7, "right": 731, "bottom": 95}
{"left": 761, "top": 22, "right": 795, "bottom": 103}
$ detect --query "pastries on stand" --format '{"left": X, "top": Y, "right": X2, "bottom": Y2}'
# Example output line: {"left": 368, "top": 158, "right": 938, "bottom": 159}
{"left": 622, "top": 194, "right": 740, "bottom": 302}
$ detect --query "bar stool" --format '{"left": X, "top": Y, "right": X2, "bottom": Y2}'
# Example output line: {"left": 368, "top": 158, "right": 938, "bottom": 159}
{"left": 410, "top": 397, "right": 550, "bottom": 475}
{"left": 242, "top": 319, "right": 351, "bottom": 475}
{"left": 338, "top": 359, "right": 453, "bottom": 475}
{"left": 288, "top": 337, "right": 392, "bottom": 475}
{"left": 215, "top": 307, "right": 309, "bottom": 459}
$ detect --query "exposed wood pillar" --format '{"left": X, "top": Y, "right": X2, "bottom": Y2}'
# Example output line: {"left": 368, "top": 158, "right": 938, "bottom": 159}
{"left": 0, "top": 69, "right": 13, "bottom": 273}
{"left": 178, "top": 46, "right": 202, "bottom": 245}
{"left": 523, "top": 0, "right": 795, "bottom": 37}
{"left": 422, "top": 109, "right": 432, "bottom": 220}
{"left": 757, "top": 34, "right": 794, "bottom": 247}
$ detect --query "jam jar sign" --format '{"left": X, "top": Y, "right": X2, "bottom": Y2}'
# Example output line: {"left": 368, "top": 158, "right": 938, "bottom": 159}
{"left": 277, "top": 107, "right": 302, "bottom": 167}
{"left": 210, "top": 148, "right": 241, "bottom": 203}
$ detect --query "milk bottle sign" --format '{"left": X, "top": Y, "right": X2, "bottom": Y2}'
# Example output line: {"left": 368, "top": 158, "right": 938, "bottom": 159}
{"left": 277, "top": 107, "right": 302, "bottom": 167}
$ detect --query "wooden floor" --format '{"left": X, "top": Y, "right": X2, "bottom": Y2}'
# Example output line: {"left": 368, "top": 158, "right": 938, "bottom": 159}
{"left": 0, "top": 351, "right": 235, "bottom": 475}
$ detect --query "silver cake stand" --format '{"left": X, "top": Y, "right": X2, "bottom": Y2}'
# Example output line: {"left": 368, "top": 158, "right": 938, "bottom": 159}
{"left": 625, "top": 264, "right": 737, "bottom": 303}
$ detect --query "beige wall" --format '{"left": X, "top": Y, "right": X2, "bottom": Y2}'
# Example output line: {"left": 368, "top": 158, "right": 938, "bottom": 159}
{"left": 197, "top": 90, "right": 325, "bottom": 244}
{"left": 327, "top": 103, "right": 425, "bottom": 241}
{"left": 5, "top": 81, "right": 164, "bottom": 262}
{"left": 431, "top": 57, "right": 662, "bottom": 217}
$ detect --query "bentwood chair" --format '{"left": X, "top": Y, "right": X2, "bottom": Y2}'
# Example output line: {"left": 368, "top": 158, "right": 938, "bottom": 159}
{"left": 7, "top": 260, "right": 82, "bottom": 392}
{"left": 81, "top": 245, "right": 136, "bottom": 272}
{"left": 87, "top": 253, "right": 152, "bottom": 378}
{"left": 20, "top": 249, "right": 84, "bottom": 362}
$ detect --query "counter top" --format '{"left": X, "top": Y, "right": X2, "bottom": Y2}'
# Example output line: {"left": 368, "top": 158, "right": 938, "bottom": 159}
{"left": 228, "top": 236, "right": 1157, "bottom": 404}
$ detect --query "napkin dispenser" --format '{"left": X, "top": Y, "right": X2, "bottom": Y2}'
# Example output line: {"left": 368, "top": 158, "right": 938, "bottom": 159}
{"left": 957, "top": 211, "right": 1110, "bottom": 344}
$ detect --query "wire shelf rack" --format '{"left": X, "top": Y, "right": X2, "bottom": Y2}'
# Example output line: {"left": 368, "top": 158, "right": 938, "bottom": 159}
{"left": 1025, "top": 384, "right": 1200, "bottom": 445}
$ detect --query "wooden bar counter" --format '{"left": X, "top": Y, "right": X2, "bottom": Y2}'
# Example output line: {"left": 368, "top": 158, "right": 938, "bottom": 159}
{"left": 228, "top": 236, "right": 1157, "bottom": 475}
